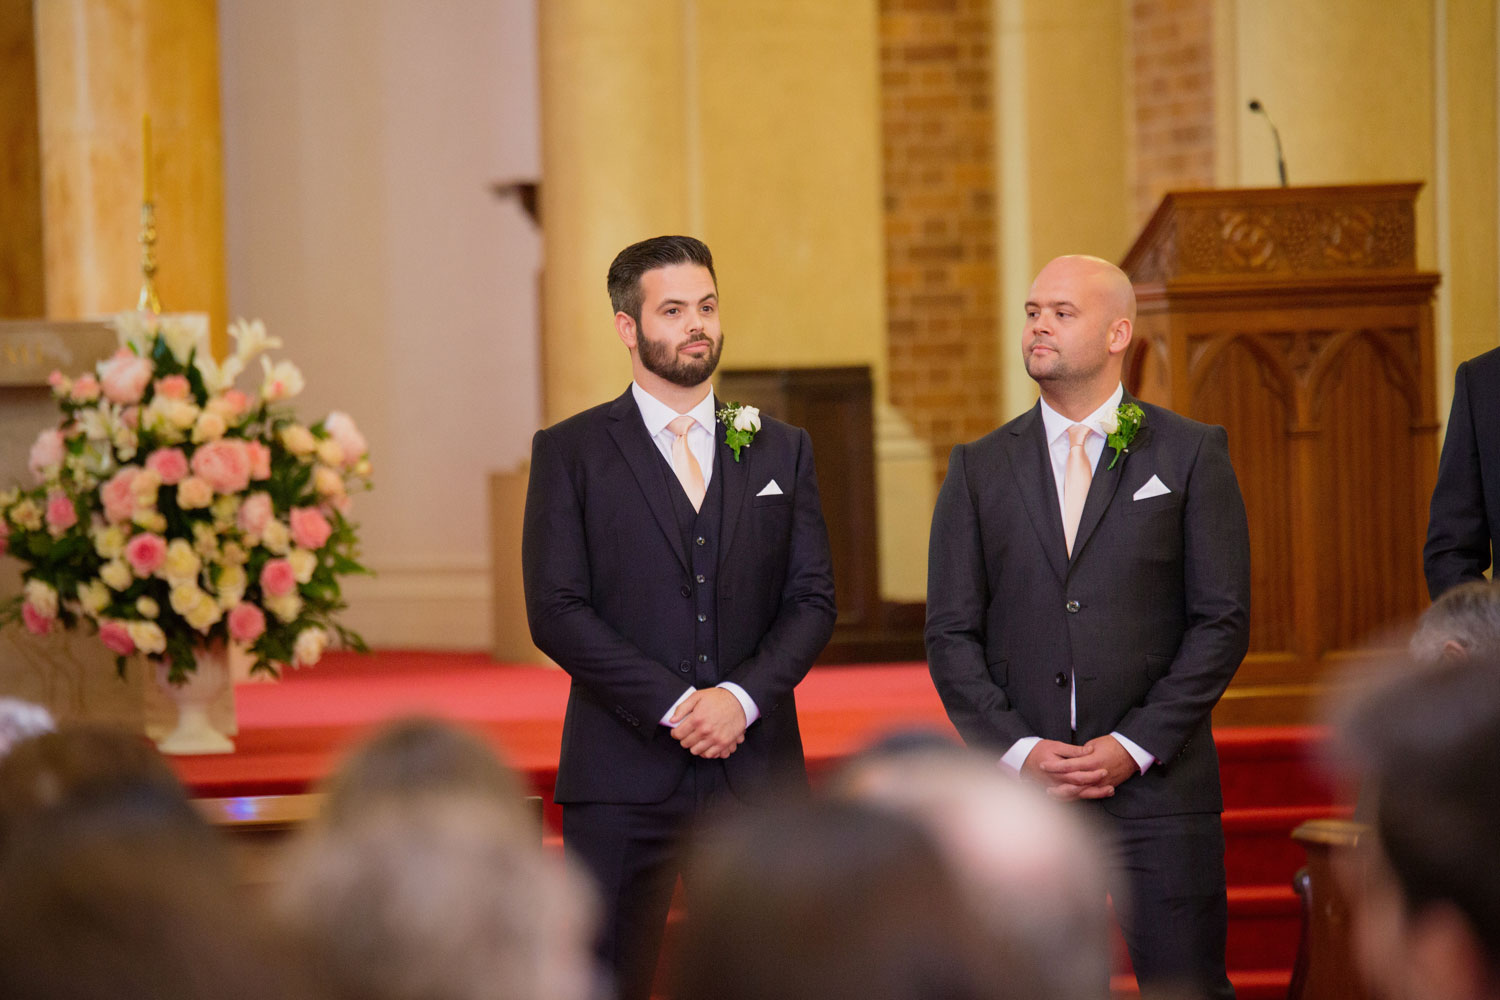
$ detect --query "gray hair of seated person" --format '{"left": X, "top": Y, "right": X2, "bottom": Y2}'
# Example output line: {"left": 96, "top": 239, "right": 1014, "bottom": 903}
{"left": 0, "top": 698, "right": 54, "bottom": 759}
{"left": 275, "top": 795, "right": 598, "bottom": 1000}
{"left": 830, "top": 745, "right": 1112, "bottom": 1000}
{"left": 1409, "top": 580, "right": 1500, "bottom": 665}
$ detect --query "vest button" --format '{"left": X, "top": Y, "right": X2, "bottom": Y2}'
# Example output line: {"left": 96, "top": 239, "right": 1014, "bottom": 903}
{"left": 695, "top": 536, "right": 706, "bottom": 546}
{"left": 1055, "top": 672, "right": 1068, "bottom": 688}
{"left": 680, "top": 585, "right": 692, "bottom": 598}
{"left": 1065, "top": 599, "right": 1080, "bottom": 613}
{"left": 696, "top": 574, "right": 706, "bottom": 583}
{"left": 678, "top": 660, "right": 691, "bottom": 673}
{"left": 698, "top": 653, "right": 708, "bottom": 663}
{"left": 697, "top": 613, "right": 707, "bottom": 623}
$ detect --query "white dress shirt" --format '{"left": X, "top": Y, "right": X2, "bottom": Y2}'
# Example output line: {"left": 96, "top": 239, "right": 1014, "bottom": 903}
{"left": 1000, "top": 384, "right": 1154, "bottom": 777}
{"left": 630, "top": 382, "right": 760, "bottom": 729}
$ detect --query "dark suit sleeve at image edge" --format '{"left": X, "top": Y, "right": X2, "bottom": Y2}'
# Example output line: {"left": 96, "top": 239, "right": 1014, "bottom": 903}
{"left": 521, "top": 427, "right": 689, "bottom": 735}
{"left": 1424, "top": 361, "right": 1491, "bottom": 598}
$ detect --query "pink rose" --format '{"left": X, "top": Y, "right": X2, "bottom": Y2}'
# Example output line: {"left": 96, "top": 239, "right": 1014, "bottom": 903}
{"left": 260, "top": 558, "right": 297, "bottom": 598}
{"left": 324, "top": 411, "right": 368, "bottom": 468}
{"left": 45, "top": 491, "right": 77, "bottom": 533}
{"left": 99, "top": 620, "right": 136, "bottom": 656}
{"left": 101, "top": 467, "right": 141, "bottom": 523}
{"left": 208, "top": 389, "right": 251, "bottom": 422}
{"left": 70, "top": 374, "right": 101, "bottom": 402}
{"left": 21, "top": 602, "right": 53, "bottom": 635}
{"left": 47, "top": 370, "right": 69, "bottom": 394}
{"left": 98, "top": 349, "right": 153, "bottom": 404}
{"left": 246, "top": 440, "right": 271, "bottom": 480}
{"left": 146, "top": 447, "right": 190, "bottom": 485}
{"left": 191, "top": 439, "right": 252, "bottom": 494}
{"left": 154, "top": 374, "right": 190, "bottom": 400}
{"left": 227, "top": 602, "right": 267, "bottom": 643}
{"left": 124, "top": 532, "right": 168, "bottom": 577}
{"left": 28, "top": 428, "right": 64, "bottom": 480}
{"left": 238, "top": 492, "right": 273, "bottom": 535}
{"left": 121, "top": 406, "right": 139, "bottom": 429}
{"left": 289, "top": 507, "right": 332, "bottom": 550}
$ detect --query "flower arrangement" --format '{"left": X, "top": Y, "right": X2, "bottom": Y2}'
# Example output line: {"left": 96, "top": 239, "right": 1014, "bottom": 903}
{"left": 0, "top": 312, "right": 370, "bottom": 683}
{"left": 1102, "top": 402, "right": 1145, "bottom": 470}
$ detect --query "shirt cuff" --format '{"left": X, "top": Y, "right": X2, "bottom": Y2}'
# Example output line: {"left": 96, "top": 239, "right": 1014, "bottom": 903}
{"left": 999, "top": 736, "right": 1042, "bottom": 775}
{"left": 660, "top": 687, "right": 695, "bottom": 727}
{"left": 716, "top": 682, "right": 759, "bottom": 726}
{"left": 1110, "top": 731, "right": 1155, "bottom": 774}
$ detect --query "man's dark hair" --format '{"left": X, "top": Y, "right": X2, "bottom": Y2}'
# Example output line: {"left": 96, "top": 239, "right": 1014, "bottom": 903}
{"left": 606, "top": 236, "right": 716, "bottom": 326}
{"left": 1339, "top": 652, "right": 1500, "bottom": 972}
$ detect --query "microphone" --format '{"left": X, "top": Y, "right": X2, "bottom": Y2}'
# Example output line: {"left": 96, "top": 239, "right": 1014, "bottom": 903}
{"left": 1247, "top": 99, "right": 1288, "bottom": 187}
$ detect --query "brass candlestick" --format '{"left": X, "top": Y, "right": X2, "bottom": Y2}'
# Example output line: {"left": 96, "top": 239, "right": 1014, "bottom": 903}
{"left": 138, "top": 199, "right": 162, "bottom": 315}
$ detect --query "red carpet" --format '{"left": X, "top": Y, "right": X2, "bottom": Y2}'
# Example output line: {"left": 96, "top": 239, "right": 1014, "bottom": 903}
{"left": 170, "top": 650, "right": 1343, "bottom": 1000}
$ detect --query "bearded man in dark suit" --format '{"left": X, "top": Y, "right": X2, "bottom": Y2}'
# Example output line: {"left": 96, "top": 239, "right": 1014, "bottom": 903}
{"left": 926, "top": 254, "right": 1251, "bottom": 1000}
{"left": 522, "top": 235, "right": 836, "bottom": 1000}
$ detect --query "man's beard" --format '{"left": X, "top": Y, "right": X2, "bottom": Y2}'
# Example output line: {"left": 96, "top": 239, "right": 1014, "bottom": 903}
{"left": 638, "top": 330, "right": 724, "bottom": 388}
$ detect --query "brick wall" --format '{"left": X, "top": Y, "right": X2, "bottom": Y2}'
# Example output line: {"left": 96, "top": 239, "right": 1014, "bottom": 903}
{"left": 880, "top": 0, "right": 999, "bottom": 475}
{"left": 1130, "top": 0, "right": 1216, "bottom": 224}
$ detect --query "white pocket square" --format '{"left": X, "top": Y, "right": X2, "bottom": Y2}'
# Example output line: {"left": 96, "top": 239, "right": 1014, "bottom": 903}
{"left": 1133, "top": 475, "right": 1170, "bottom": 501}
{"left": 756, "top": 479, "right": 784, "bottom": 497}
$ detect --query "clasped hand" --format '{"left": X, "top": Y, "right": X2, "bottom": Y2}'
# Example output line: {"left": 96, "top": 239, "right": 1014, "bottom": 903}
{"left": 1021, "top": 735, "right": 1138, "bottom": 801}
{"left": 669, "top": 688, "right": 747, "bottom": 758}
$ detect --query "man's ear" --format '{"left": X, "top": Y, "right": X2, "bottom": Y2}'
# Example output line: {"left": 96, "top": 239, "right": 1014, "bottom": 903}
{"left": 615, "top": 312, "right": 638, "bottom": 350}
{"left": 1107, "top": 317, "right": 1133, "bottom": 356}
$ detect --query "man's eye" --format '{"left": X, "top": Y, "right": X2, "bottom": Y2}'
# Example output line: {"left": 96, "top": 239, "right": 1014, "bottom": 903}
{"left": 665, "top": 307, "right": 679, "bottom": 315}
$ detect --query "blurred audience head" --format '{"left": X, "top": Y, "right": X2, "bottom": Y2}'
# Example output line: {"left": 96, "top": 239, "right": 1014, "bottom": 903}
{"left": 1409, "top": 580, "right": 1500, "bottom": 665}
{"left": 0, "top": 726, "right": 316, "bottom": 1000}
{"left": 677, "top": 797, "right": 1020, "bottom": 1000}
{"left": 0, "top": 697, "right": 54, "bottom": 758}
{"left": 276, "top": 717, "right": 598, "bottom": 1000}
{"left": 317, "top": 715, "right": 528, "bottom": 829}
{"left": 833, "top": 742, "right": 1111, "bottom": 1000}
{"left": 1336, "top": 651, "right": 1500, "bottom": 1000}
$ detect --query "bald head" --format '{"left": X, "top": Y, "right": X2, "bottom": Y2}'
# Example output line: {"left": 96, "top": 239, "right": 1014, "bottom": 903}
{"left": 1023, "top": 254, "right": 1136, "bottom": 416}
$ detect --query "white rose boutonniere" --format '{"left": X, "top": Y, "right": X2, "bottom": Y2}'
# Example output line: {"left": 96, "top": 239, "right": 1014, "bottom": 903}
{"left": 716, "top": 402, "right": 761, "bottom": 462}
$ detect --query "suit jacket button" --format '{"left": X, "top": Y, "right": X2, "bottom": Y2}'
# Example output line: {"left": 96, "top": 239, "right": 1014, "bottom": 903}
{"left": 696, "top": 574, "right": 706, "bottom": 583}
{"left": 698, "top": 654, "right": 708, "bottom": 663}
{"left": 695, "top": 536, "right": 706, "bottom": 546}
{"left": 697, "top": 613, "right": 707, "bottom": 623}
{"left": 1054, "top": 672, "right": 1068, "bottom": 688}
{"left": 680, "top": 584, "right": 692, "bottom": 598}
{"left": 1065, "top": 600, "right": 1080, "bottom": 613}
{"left": 678, "top": 660, "right": 691, "bottom": 673}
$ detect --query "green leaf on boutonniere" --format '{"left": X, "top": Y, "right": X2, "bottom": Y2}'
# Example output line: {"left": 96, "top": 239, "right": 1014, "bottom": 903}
{"left": 1104, "top": 402, "right": 1144, "bottom": 470}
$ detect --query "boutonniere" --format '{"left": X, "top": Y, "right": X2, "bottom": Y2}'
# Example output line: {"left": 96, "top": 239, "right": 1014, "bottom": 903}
{"left": 716, "top": 402, "right": 761, "bottom": 462}
{"left": 1101, "top": 402, "right": 1144, "bottom": 470}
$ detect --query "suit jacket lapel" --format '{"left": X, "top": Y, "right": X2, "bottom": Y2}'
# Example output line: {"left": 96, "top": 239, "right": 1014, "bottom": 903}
{"left": 1007, "top": 404, "right": 1068, "bottom": 582}
{"left": 714, "top": 398, "right": 751, "bottom": 567}
{"left": 605, "top": 388, "right": 689, "bottom": 572}
{"left": 1068, "top": 390, "right": 1147, "bottom": 566}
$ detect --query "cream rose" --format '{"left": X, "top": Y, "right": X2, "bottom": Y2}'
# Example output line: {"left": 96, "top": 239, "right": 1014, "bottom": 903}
{"left": 280, "top": 424, "right": 317, "bottom": 456}
{"left": 100, "top": 559, "right": 133, "bottom": 591}
{"left": 177, "top": 476, "right": 214, "bottom": 510}
{"left": 313, "top": 465, "right": 345, "bottom": 500}
{"left": 162, "top": 538, "right": 203, "bottom": 586}
{"left": 23, "top": 579, "right": 59, "bottom": 619}
{"left": 127, "top": 620, "right": 167, "bottom": 655}
{"left": 287, "top": 548, "right": 318, "bottom": 584}
{"left": 261, "top": 519, "right": 291, "bottom": 555}
{"left": 191, "top": 411, "right": 227, "bottom": 443}
{"left": 292, "top": 626, "right": 329, "bottom": 668}
{"left": 136, "top": 595, "right": 160, "bottom": 619}
{"left": 265, "top": 592, "right": 304, "bottom": 623}
{"left": 732, "top": 405, "right": 762, "bottom": 433}
{"left": 1099, "top": 411, "right": 1120, "bottom": 435}
{"left": 78, "top": 579, "right": 111, "bottom": 615}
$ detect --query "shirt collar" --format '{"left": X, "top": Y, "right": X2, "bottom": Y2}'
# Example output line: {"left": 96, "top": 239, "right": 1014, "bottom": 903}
{"left": 631, "top": 381, "right": 717, "bottom": 438}
{"left": 1039, "top": 383, "right": 1125, "bottom": 445}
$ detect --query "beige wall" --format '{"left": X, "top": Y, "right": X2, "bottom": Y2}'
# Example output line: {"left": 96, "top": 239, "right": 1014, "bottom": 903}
{"left": 539, "top": 0, "right": 886, "bottom": 425}
{"left": 219, "top": 0, "right": 541, "bottom": 649}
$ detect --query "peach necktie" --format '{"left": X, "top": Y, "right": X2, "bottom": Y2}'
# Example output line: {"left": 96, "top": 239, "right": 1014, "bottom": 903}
{"left": 1062, "top": 423, "right": 1092, "bottom": 557}
{"left": 667, "top": 415, "right": 706, "bottom": 512}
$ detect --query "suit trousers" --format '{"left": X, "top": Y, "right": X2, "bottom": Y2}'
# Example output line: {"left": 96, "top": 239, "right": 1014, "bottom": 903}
{"left": 1104, "top": 810, "right": 1234, "bottom": 1000}
{"left": 563, "top": 758, "right": 732, "bottom": 1000}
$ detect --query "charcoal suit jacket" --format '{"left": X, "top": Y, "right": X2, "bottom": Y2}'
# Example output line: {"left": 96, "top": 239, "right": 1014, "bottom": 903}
{"left": 522, "top": 387, "right": 837, "bottom": 805}
{"left": 1425, "top": 346, "right": 1500, "bottom": 599}
{"left": 926, "top": 394, "right": 1250, "bottom": 818}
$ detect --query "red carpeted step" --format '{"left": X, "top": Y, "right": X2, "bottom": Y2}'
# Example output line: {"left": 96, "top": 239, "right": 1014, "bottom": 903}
{"left": 1223, "top": 803, "right": 1352, "bottom": 885}
{"left": 1112, "top": 968, "right": 1292, "bottom": 999}
{"left": 1215, "top": 725, "right": 1340, "bottom": 810}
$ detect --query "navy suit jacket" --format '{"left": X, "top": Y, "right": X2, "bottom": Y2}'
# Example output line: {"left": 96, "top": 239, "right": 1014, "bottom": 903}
{"left": 925, "top": 395, "right": 1250, "bottom": 818}
{"left": 1425, "top": 347, "right": 1500, "bottom": 599}
{"left": 522, "top": 387, "right": 836, "bottom": 805}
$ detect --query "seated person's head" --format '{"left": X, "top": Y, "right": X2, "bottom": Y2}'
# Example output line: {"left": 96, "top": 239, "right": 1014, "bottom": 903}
{"left": 1410, "top": 580, "right": 1500, "bottom": 665}
{"left": 677, "top": 797, "right": 1023, "bottom": 1000}
{"left": 1337, "top": 652, "right": 1500, "bottom": 1000}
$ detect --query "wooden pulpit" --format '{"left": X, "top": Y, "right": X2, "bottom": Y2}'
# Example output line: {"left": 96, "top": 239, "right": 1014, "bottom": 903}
{"left": 1121, "top": 184, "right": 1440, "bottom": 724}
